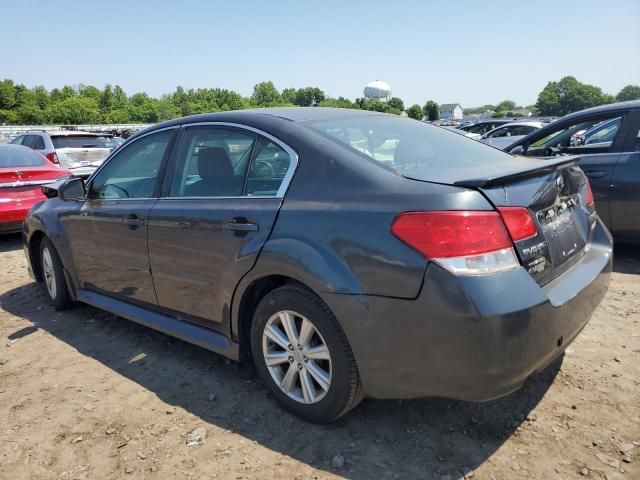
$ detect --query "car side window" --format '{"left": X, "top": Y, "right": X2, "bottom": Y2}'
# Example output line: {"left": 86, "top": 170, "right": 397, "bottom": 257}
{"left": 487, "top": 126, "right": 509, "bottom": 138}
{"left": 246, "top": 137, "right": 293, "bottom": 196}
{"left": 11, "top": 135, "right": 25, "bottom": 145}
{"left": 33, "top": 135, "right": 45, "bottom": 150}
{"left": 170, "top": 126, "right": 256, "bottom": 197}
{"left": 635, "top": 129, "right": 640, "bottom": 152}
{"left": 21, "top": 135, "right": 36, "bottom": 149}
{"left": 90, "top": 129, "right": 173, "bottom": 199}
{"left": 525, "top": 115, "right": 622, "bottom": 157}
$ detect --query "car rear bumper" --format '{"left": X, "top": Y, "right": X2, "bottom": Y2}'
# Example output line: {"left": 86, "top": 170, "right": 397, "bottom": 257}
{"left": 0, "top": 201, "right": 34, "bottom": 233}
{"left": 322, "top": 218, "right": 613, "bottom": 401}
{"left": 67, "top": 166, "right": 98, "bottom": 178}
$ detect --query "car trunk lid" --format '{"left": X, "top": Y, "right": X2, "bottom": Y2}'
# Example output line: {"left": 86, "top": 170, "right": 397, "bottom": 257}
{"left": 452, "top": 157, "right": 595, "bottom": 285}
{"left": 0, "top": 167, "right": 68, "bottom": 200}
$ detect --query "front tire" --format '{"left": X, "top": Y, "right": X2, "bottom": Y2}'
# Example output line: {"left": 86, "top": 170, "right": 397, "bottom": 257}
{"left": 250, "top": 285, "right": 362, "bottom": 423}
{"left": 40, "top": 238, "right": 72, "bottom": 310}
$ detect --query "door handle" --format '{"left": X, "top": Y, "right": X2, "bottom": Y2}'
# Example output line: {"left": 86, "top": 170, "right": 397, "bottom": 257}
{"left": 223, "top": 219, "right": 258, "bottom": 232}
{"left": 584, "top": 170, "right": 607, "bottom": 179}
{"left": 123, "top": 214, "right": 144, "bottom": 229}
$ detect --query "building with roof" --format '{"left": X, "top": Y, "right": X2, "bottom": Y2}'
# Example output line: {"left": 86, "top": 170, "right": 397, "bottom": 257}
{"left": 439, "top": 103, "right": 463, "bottom": 120}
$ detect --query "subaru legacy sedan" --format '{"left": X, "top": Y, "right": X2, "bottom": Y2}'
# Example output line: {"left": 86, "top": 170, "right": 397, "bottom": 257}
{"left": 22, "top": 108, "right": 612, "bottom": 422}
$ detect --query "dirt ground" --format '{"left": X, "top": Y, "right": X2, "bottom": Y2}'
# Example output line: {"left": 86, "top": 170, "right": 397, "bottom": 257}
{"left": 0, "top": 233, "right": 638, "bottom": 480}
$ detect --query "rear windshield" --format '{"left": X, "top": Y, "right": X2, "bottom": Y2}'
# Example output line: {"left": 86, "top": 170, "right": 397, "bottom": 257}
{"left": 305, "top": 115, "right": 515, "bottom": 182}
{"left": 0, "top": 147, "right": 46, "bottom": 167}
{"left": 51, "top": 135, "right": 107, "bottom": 149}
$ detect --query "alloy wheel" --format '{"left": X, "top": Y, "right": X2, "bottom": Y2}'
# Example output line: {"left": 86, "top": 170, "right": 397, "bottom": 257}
{"left": 261, "top": 310, "right": 332, "bottom": 404}
{"left": 42, "top": 247, "right": 57, "bottom": 299}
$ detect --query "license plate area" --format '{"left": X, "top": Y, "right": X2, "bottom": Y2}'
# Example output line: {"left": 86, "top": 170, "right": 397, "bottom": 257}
{"left": 537, "top": 195, "right": 588, "bottom": 266}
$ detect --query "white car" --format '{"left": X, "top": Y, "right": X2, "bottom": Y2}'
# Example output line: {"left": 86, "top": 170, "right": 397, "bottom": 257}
{"left": 11, "top": 130, "right": 112, "bottom": 177}
{"left": 479, "top": 122, "right": 545, "bottom": 149}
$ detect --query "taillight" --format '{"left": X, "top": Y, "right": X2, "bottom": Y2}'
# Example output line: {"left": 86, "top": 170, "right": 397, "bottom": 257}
{"left": 496, "top": 207, "right": 537, "bottom": 241}
{"left": 46, "top": 152, "right": 59, "bottom": 164}
{"left": 585, "top": 179, "right": 594, "bottom": 207}
{"left": 391, "top": 211, "right": 520, "bottom": 275}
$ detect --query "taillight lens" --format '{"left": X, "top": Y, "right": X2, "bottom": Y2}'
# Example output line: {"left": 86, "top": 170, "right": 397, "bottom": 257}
{"left": 46, "top": 152, "right": 59, "bottom": 164}
{"left": 585, "top": 179, "right": 594, "bottom": 207}
{"left": 391, "top": 211, "right": 520, "bottom": 275}
{"left": 496, "top": 207, "right": 537, "bottom": 241}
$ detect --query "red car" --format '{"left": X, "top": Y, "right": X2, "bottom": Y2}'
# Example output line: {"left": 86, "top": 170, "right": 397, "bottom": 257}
{"left": 0, "top": 144, "right": 71, "bottom": 234}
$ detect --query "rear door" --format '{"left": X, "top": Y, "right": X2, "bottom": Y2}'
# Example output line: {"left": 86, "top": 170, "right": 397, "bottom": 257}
{"left": 608, "top": 109, "right": 640, "bottom": 240}
{"left": 147, "top": 123, "right": 297, "bottom": 333}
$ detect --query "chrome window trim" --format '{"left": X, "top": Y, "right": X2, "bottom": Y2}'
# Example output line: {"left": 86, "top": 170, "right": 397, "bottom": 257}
{"left": 163, "top": 121, "right": 299, "bottom": 200}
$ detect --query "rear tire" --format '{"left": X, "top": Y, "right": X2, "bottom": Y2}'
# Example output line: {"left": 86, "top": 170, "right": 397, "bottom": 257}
{"left": 40, "top": 237, "right": 72, "bottom": 311}
{"left": 250, "top": 285, "right": 362, "bottom": 423}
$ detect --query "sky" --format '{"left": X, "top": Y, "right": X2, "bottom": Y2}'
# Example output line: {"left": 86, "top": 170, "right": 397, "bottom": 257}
{"left": 2, "top": 0, "right": 639, "bottom": 108}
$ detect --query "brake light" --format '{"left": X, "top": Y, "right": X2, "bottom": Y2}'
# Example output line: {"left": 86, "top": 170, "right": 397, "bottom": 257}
{"left": 391, "top": 211, "right": 520, "bottom": 275}
{"left": 46, "top": 152, "right": 59, "bottom": 164}
{"left": 585, "top": 179, "right": 594, "bottom": 207}
{"left": 496, "top": 207, "right": 537, "bottom": 241}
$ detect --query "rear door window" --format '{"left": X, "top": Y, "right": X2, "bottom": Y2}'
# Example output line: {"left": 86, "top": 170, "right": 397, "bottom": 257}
{"left": 33, "top": 135, "right": 46, "bottom": 150}
{"left": 246, "top": 137, "right": 293, "bottom": 196}
{"left": 169, "top": 126, "right": 256, "bottom": 197}
{"left": 21, "top": 135, "right": 36, "bottom": 148}
{"left": 52, "top": 135, "right": 107, "bottom": 149}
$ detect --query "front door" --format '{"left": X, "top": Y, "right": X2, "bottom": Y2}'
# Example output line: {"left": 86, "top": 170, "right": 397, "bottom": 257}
{"left": 147, "top": 125, "right": 296, "bottom": 331}
{"left": 78, "top": 128, "right": 177, "bottom": 304}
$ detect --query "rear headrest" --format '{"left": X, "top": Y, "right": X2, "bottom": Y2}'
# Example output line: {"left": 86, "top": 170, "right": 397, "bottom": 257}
{"left": 197, "top": 147, "right": 234, "bottom": 181}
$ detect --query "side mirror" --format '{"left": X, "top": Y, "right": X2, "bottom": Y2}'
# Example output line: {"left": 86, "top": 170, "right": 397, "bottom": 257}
{"left": 59, "top": 177, "right": 86, "bottom": 201}
{"left": 42, "top": 177, "right": 85, "bottom": 200}
{"left": 509, "top": 145, "right": 525, "bottom": 155}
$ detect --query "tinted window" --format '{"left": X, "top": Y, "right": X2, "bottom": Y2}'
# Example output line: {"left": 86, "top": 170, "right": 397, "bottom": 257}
{"left": 170, "top": 126, "right": 256, "bottom": 197}
{"left": 0, "top": 146, "right": 46, "bottom": 167}
{"left": 33, "top": 135, "right": 46, "bottom": 150}
{"left": 21, "top": 135, "right": 36, "bottom": 148}
{"left": 52, "top": 135, "right": 107, "bottom": 149}
{"left": 526, "top": 115, "right": 621, "bottom": 156}
{"left": 246, "top": 137, "right": 292, "bottom": 196}
{"left": 90, "top": 130, "right": 173, "bottom": 199}
{"left": 306, "top": 115, "right": 514, "bottom": 182}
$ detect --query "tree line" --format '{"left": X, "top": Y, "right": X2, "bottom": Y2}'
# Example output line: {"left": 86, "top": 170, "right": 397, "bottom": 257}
{"left": 0, "top": 77, "right": 638, "bottom": 125}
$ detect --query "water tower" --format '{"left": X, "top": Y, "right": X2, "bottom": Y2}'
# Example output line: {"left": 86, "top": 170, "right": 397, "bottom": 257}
{"left": 363, "top": 80, "right": 392, "bottom": 101}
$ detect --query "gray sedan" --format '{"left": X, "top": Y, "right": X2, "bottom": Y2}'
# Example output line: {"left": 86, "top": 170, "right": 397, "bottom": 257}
{"left": 23, "top": 108, "right": 612, "bottom": 422}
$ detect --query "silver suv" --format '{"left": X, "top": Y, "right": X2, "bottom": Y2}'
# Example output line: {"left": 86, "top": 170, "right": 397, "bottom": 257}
{"left": 11, "top": 130, "right": 112, "bottom": 177}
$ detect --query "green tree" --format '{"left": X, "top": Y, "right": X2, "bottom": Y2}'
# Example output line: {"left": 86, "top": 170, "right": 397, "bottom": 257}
{"left": 46, "top": 97, "right": 101, "bottom": 124}
{"left": 388, "top": 97, "right": 404, "bottom": 111}
{"left": 281, "top": 88, "right": 297, "bottom": 104}
{"left": 536, "top": 76, "right": 614, "bottom": 116}
{"left": 294, "top": 87, "right": 325, "bottom": 107}
{"left": 320, "top": 97, "right": 358, "bottom": 109}
{"left": 616, "top": 85, "right": 640, "bottom": 102}
{"left": 0, "top": 79, "right": 17, "bottom": 109}
{"left": 423, "top": 100, "right": 439, "bottom": 121}
{"left": 496, "top": 100, "right": 516, "bottom": 112}
{"left": 250, "top": 81, "right": 281, "bottom": 107}
{"left": 406, "top": 104, "right": 423, "bottom": 120}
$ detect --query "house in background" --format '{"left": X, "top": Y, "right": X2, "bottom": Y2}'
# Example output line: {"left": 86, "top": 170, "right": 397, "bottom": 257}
{"left": 439, "top": 103, "right": 463, "bottom": 121}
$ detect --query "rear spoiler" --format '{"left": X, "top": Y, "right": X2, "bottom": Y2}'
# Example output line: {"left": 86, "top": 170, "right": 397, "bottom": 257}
{"left": 453, "top": 156, "right": 577, "bottom": 188}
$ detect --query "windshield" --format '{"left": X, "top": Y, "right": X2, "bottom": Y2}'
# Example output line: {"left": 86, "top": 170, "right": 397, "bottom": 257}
{"left": 0, "top": 147, "right": 46, "bottom": 167}
{"left": 51, "top": 135, "right": 107, "bottom": 149}
{"left": 305, "top": 115, "right": 516, "bottom": 182}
